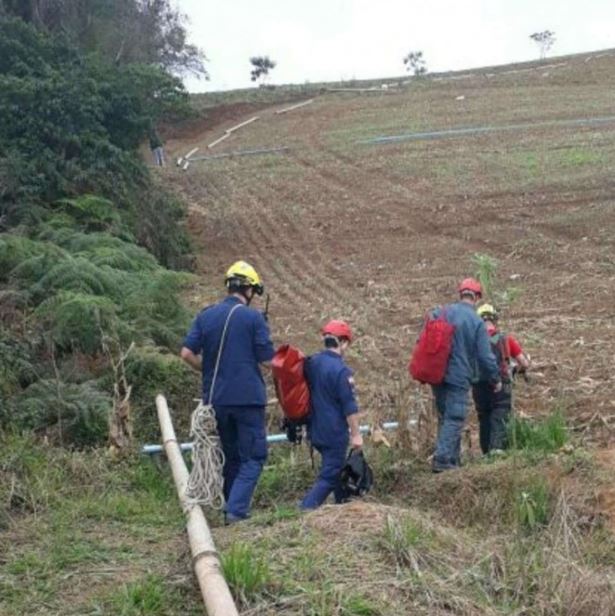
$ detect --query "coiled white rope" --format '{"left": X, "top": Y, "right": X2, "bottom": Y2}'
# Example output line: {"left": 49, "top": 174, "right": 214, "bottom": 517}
{"left": 184, "top": 304, "right": 242, "bottom": 510}
{"left": 185, "top": 402, "right": 225, "bottom": 509}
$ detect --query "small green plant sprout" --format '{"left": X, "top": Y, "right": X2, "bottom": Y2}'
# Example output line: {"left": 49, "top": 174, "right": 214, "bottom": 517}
{"left": 493, "top": 286, "right": 522, "bottom": 309}
{"left": 472, "top": 252, "right": 523, "bottom": 308}
{"left": 516, "top": 480, "right": 550, "bottom": 531}
{"left": 221, "top": 542, "right": 270, "bottom": 605}
{"left": 472, "top": 253, "right": 498, "bottom": 299}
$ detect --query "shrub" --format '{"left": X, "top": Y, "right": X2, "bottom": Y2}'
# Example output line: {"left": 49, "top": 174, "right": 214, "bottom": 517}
{"left": 0, "top": 327, "right": 35, "bottom": 402}
{"left": 54, "top": 195, "right": 123, "bottom": 234}
{"left": 34, "top": 291, "right": 122, "bottom": 354}
{"left": 10, "top": 379, "right": 111, "bottom": 447}
{"left": 123, "top": 347, "right": 198, "bottom": 440}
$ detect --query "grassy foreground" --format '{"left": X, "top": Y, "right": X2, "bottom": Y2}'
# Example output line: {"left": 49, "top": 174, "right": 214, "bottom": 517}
{"left": 2, "top": 413, "right": 615, "bottom": 615}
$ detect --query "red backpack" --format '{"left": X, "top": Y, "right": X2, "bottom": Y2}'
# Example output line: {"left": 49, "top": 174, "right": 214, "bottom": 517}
{"left": 409, "top": 309, "right": 456, "bottom": 385}
{"left": 271, "top": 344, "right": 310, "bottom": 422}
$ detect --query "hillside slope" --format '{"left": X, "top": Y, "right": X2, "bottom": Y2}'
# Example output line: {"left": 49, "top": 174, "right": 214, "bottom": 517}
{"left": 3, "top": 51, "right": 615, "bottom": 616}
{"left": 167, "top": 51, "right": 615, "bottom": 429}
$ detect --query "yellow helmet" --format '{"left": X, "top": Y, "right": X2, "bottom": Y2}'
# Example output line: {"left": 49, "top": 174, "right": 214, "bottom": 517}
{"left": 225, "top": 261, "right": 264, "bottom": 295}
{"left": 477, "top": 303, "right": 497, "bottom": 320}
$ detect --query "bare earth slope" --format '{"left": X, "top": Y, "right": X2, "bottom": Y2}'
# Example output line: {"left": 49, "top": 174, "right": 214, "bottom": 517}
{"left": 165, "top": 53, "right": 615, "bottom": 432}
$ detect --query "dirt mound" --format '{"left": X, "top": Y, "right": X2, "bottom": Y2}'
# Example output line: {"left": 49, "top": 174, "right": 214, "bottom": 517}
{"left": 304, "top": 499, "right": 402, "bottom": 538}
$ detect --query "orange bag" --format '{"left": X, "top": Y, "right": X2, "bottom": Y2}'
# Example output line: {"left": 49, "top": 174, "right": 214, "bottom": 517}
{"left": 271, "top": 344, "right": 310, "bottom": 422}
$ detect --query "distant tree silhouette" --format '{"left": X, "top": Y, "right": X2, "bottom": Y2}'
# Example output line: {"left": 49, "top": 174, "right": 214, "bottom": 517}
{"left": 530, "top": 31, "right": 556, "bottom": 60}
{"left": 403, "top": 51, "right": 427, "bottom": 76}
{"left": 250, "top": 56, "right": 276, "bottom": 84}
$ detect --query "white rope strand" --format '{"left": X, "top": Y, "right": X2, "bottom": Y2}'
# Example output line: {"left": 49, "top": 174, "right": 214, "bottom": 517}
{"left": 185, "top": 402, "right": 225, "bottom": 509}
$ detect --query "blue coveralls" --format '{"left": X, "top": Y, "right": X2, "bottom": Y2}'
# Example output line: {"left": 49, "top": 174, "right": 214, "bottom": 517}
{"left": 183, "top": 296, "right": 274, "bottom": 519}
{"left": 429, "top": 302, "right": 499, "bottom": 470}
{"left": 300, "top": 350, "right": 359, "bottom": 509}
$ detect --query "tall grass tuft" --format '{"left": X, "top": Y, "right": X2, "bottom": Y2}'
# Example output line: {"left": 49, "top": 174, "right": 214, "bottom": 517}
{"left": 221, "top": 542, "right": 270, "bottom": 605}
{"left": 381, "top": 515, "right": 434, "bottom": 574}
{"left": 472, "top": 253, "right": 498, "bottom": 298}
{"left": 509, "top": 408, "right": 568, "bottom": 454}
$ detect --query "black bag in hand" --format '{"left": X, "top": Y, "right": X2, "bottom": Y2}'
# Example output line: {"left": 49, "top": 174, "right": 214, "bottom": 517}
{"left": 340, "top": 450, "right": 374, "bottom": 501}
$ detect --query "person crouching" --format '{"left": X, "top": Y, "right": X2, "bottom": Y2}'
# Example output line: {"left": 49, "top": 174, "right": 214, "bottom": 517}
{"left": 300, "top": 320, "right": 363, "bottom": 510}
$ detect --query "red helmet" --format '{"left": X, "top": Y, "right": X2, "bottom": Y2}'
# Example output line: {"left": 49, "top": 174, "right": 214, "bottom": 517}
{"left": 458, "top": 278, "right": 482, "bottom": 297}
{"left": 321, "top": 319, "right": 353, "bottom": 342}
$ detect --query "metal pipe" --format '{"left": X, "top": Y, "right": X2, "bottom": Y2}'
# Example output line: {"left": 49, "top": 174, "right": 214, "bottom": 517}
{"left": 359, "top": 115, "right": 615, "bottom": 146}
{"left": 156, "top": 395, "right": 239, "bottom": 616}
{"left": 142, "top": 419, "right": 412, "bottom": 455}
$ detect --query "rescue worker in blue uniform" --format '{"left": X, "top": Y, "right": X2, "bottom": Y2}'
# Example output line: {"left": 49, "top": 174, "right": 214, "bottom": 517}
{"left": 430, "top": 278, "right": 501, "bottom": 472}
{"left": 180, "top": 261, "right": 274, "bottom": 523}
{"left": 300, "top": 320, "right": 363, "bottom": 510}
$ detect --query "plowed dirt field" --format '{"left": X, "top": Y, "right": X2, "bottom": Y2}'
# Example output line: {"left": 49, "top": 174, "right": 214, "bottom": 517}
{"left": 164, "top": 53, "right": 615, "bottom": 441}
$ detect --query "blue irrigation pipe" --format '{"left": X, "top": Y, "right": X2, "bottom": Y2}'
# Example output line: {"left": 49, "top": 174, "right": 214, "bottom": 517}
{"left": 141, "top": 420, "right": 410, "bottom": 455}
{"left": 358, "top": 115, "right": 615, "bottom": 146}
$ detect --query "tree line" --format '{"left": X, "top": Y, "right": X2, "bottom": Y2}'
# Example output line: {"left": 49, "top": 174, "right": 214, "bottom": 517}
{"left": 0, "top": 2, "right": 204, "bottom": 449}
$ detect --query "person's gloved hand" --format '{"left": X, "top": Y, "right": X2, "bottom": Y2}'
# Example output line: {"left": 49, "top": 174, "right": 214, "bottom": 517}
{"left": 493, "top": 381, "right": 503, "bottom": 393}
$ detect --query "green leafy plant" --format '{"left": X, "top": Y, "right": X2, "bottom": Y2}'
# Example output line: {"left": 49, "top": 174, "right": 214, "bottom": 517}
{"left": 472, "top": 253, "right": 498, "bottom": 299}
{"left": 54, "top": 195, "right": 123, "bottom": 233}
{"left": 11, "top": 379, "right": 111, "bottom": 446}
{"left": 472, "top": 252, "right": 523, "bottom": 308}
{"left": 516, "top": 480, "right": 550, "bottom": 531}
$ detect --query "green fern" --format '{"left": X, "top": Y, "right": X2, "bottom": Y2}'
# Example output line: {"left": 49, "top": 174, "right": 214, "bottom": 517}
{"left": 30, "top": 257, "right": 118, "bottom": 301}
{"left": 11, "top": 379, "right": 111, "bottom": 447}
{"left": 54, "top": 195, "right": 122, "bottom": 232}
{"left": 0, "top": 236, "right": 68, "bottom": 282}
{"left": 38, "top": 229, "right": 156, "bottom": 272}
{"left": 34, "top": 291, "right": 121, "bottom": 354}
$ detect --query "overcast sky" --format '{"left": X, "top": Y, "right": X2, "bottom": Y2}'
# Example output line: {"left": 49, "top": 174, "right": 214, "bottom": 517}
{"left": 180, "top": 0, "right": 615, "bottom": 92}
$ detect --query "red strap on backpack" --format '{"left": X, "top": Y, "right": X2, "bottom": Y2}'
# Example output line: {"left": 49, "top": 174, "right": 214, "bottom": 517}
{"left": 408, "top": 309, "right": 456, "bottom": 385}
{"left": 271, "top": 344, "right": 310, "bottom": 421}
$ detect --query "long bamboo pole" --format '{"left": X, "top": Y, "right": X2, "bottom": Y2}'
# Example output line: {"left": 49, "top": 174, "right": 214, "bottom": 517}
{"left": 225, "top": 116, "right": 259, "bottom": 133}
{"left": 275, "top": 99, "right": 314, "bottom": 114}
{"left": 156, "top": 394, "right": 239, "bottom": 616}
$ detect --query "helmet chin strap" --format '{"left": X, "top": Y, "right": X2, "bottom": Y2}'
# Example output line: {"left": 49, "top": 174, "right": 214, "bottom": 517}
{"left": 240, "top": 287, "right": 253, "bottom": 305}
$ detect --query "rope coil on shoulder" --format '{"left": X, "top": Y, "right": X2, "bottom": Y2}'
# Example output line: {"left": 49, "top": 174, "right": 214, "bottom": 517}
{"left": 185, "top": 304, "right": 242, "bottom": 510}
